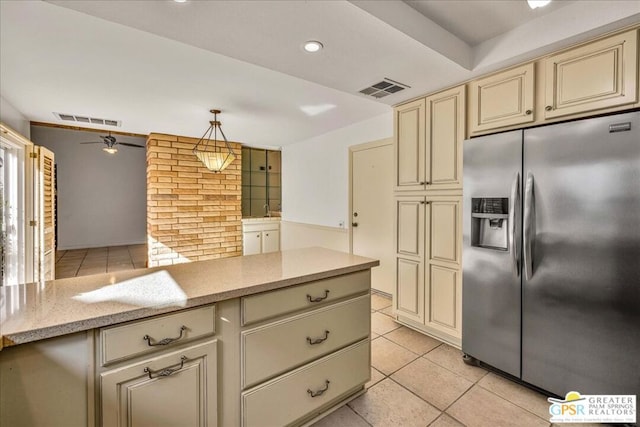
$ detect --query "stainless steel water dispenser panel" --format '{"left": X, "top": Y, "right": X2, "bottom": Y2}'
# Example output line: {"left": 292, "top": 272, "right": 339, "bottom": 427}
{"left": 471, "top": 197, "right": 509, "bottom": 251}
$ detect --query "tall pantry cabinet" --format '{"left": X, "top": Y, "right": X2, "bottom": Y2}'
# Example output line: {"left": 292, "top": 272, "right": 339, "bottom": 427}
{"left": 393, "top": 85, "right": 464, "bottom": 347}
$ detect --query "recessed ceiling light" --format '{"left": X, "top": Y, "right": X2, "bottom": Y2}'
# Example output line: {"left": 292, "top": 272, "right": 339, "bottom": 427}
{"left": 174, "top": 0, "right": 187, "bottom": 3}
{"left": 303, "top": 41, "right": 323, "bottom": 53}
{"left": 527, "top": 0, "right": 551, "bottom": 9}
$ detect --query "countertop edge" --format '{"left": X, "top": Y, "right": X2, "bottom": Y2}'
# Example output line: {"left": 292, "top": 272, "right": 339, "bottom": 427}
{"left": 1, "top": 260, "right": 379, "bottom": 348}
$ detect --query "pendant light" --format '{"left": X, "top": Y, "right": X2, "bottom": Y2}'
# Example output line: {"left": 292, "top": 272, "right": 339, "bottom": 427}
{"left": 192, "top": 109, "right": 237, "bottom": 173}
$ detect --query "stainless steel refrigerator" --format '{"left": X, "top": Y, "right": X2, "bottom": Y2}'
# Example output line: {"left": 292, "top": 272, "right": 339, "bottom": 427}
{"left": 462, "top": 111, "right": 640, "bottom": 397}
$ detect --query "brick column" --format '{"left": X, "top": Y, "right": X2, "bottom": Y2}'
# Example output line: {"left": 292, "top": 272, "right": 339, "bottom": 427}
{"left": 146, "top": 133, "right": 242, "bottom": 267}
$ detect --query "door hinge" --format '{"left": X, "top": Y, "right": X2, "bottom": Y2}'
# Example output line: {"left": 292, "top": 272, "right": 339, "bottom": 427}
{"left": 29, "top": 152, "right": 38, "bottom": 159}
{"left": 29, "top": 220, "right": 37, "bottom": 227}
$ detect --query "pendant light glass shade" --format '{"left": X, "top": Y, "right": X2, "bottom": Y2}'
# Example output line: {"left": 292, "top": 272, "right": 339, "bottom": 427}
{"left": 192, "top": 109, "right": 237, "bottom": 173}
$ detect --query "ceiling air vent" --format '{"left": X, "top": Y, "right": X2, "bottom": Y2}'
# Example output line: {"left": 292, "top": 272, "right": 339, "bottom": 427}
{"left": 359, "top": 78, "right": 410, "bottom": 99}
{"left": 53, "top": 112, "right": 121, "bottom": 127}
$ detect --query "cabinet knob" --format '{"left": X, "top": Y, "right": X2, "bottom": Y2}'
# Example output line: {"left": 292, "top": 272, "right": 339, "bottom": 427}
{"left": 525, "top": 110, "right": 532, "bottom": 115}
{"left": 420, "top": 181, "right": 426, "bottom": 185}
{"left": 545, "top": 105, "right": 553, "bottom": 111}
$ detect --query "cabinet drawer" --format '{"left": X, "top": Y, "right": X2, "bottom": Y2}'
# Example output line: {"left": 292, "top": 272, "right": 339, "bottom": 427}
{"left": 100, "top": 305, "right": 215, "bottom": 366}
{"left": 242, "top": 294, "right": 370, "bottom": 389}
{"left": 101, "top": 338, "right": 217, "bottom": 427}
{"left": 242, "top": 340, "right": 369, "bottom": 427}
{"left": 241, "top": 270, "right": 370, "bottom": 325}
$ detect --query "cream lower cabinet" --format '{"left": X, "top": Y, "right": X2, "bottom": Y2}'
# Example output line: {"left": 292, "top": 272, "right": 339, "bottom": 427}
{"left": 98, "top": 305, "right": 218, "bottom": 427}
{"left": 394, "top": 195, "right": 462, "bottom": 347}
{"left": 101, "top": 339, "right": 217, "bottom": 427}
{"left": 544, "top": 29, "right": 638, "bottom": 119}
{"left": 240, "top": 271, "right": 371, "bottom": 427}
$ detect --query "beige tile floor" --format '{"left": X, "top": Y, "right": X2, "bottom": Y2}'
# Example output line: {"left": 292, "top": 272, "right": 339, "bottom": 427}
{"left": 55, "top": 244, "right": 147, "bottom": 279}
{"left": 312, "top": 292, "right": 566, "bottom": 427}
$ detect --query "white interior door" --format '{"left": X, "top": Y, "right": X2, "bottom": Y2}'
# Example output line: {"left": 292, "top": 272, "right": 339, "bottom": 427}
{"left": 350, "top": 139, "right": 394, "bottom": 294}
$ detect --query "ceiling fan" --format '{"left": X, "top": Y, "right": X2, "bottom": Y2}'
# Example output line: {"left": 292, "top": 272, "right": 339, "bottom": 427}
{"left": 80, "top": 132, "right": 144, "bottom": 154}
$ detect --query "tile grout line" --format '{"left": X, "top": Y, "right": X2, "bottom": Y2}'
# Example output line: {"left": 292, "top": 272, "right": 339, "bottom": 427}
{"left": 475, "top": 381, "right": 552, "bottom": 425}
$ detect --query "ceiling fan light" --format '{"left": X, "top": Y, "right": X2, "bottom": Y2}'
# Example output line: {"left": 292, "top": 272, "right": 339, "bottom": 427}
{"left": 527, "top": 0, "right": 551, "bottom": 9}
{"left": 103, "top": 146, "right": 118, "bottom": 154}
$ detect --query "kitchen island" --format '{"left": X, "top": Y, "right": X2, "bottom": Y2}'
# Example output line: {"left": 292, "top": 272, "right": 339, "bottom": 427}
{"left": 0, "top": 247, "right": 378, "bottom": 427}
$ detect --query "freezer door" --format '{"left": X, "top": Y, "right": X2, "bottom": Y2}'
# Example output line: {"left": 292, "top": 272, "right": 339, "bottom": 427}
{"left": 522, "top": 111, "right": 640, "bottom": 396}
{"left": 462, "top": 130, "right": 523, "bottom": 378}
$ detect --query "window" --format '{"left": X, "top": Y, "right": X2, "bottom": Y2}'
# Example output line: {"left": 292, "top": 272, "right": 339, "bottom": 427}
{"left": 241, "top": 148, "right": 281, "bottom": 217}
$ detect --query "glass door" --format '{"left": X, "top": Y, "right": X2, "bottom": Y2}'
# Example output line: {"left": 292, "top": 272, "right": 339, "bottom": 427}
{"left": 0, "top": 137, "right": 26, "bottom": 286}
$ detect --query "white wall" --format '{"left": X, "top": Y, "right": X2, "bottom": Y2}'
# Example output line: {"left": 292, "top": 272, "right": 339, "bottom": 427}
{"left": 30, "top": 125, "right": 147, "bottom": 250}
{"left": 0, "top": 96, "right": 30, "bottom": 138}
{"left": 282, "top": 111, "right": 392, "bottom": 229}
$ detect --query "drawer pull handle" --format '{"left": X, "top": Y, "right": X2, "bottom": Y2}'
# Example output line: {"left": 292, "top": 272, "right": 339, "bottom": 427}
{"left": 143, "top": 325, "right": 187, "bottom": 346}
{"left": 307, "top": 290, "right": 329, "bottom": 303}
{"left": 307, "top": 380, "right": 330, "bottom": 398}
{"left": 144, "top": 356, "right": 188, "bottom": 380}
{"left": 306, "top": 330, "right": 330, "bottom": 345}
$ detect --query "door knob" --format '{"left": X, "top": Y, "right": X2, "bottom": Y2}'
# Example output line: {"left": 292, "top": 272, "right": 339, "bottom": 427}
{"left": 353, "top": 212, "right": 358, "bottom": 217}
{"left": 352, "top": 222, "right": 358, "bottom": 227}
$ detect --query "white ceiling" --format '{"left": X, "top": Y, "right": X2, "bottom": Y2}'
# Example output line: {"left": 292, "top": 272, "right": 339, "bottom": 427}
{"left": 1, "top": 1, "right": 638, "bottom": 148}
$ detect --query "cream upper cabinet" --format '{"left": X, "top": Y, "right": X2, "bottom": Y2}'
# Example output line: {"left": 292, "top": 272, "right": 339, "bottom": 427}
{"left": 394, "top": 195, "right": 462, "bottom": 346}
{"left": 426, "top": 85, "right": 465, "bottom": 190}
{"left": 395, "top": 99, "right": 426, "bottom": 191}
{"left": 469, "top": 63, "right": 535, "bottom": 134}
{"left": 395, "top": 86, "right": 465, "bottom": 191}
{"left": 544, "top": 29, "right": 638, "bottom": 119}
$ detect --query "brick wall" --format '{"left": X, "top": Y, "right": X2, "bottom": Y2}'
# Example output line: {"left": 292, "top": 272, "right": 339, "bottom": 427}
{"left": 146, "top": 133, "right": 242, "bottom": 267}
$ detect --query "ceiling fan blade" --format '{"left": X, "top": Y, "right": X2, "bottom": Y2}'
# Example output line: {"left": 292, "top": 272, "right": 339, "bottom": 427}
{"left": 117, "top": 142, "right": 145, "bottom": 148}
{"left": 80, "top": 141, "right": 103, "bottom": 144}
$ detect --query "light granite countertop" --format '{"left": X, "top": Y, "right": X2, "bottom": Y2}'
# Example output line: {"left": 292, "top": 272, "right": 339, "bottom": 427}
{"left": 0, "top": 247, "right": 378, "bottom": 349}
{"left": 241, "top": 217, "right": 281, "bottom": 223}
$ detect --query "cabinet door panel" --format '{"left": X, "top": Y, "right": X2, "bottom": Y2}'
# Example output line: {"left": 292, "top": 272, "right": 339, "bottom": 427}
{"left": 429, "top": 198, "right": 460, "bottom": 265}
{"left": 101, "top": 339, "right": 217, "bottom": 427}
{"left": 544, "top": 29, "right": 638, "bottom": 118}
{"left": 396, "top": 197, "right": 424, "bottom": 257}
{"left": 395, "top": 258, "right": 424, "bottom": 323}
{"left": 261, "top": 230, "right": 279, "bottom": 253}
{"left": 395, "top": 99, "right": 425, "bottom": 190}
{"left": 427, "top": 265, "right": 460, "bottom": 336}
{"left": 243, "top": 232, "right": 262, "bottom": 255}
{"left": 469, "top": 63, "right": 535, "bottom": 133}
{"left": 427, "top": 86, "right": 465, "bottom": 190}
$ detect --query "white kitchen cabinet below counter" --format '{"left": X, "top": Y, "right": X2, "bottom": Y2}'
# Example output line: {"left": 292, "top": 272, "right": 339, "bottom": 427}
{"left": 242, "top": 219, "right": 280, "bottom": 255}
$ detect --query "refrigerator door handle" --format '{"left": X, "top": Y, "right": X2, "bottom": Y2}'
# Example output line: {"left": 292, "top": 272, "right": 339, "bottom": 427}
{"left": 509, "top": 172, "right": 520, "bottom": 276}
{"left": 523, "top": 172, "right": 535, "bottom": 280}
